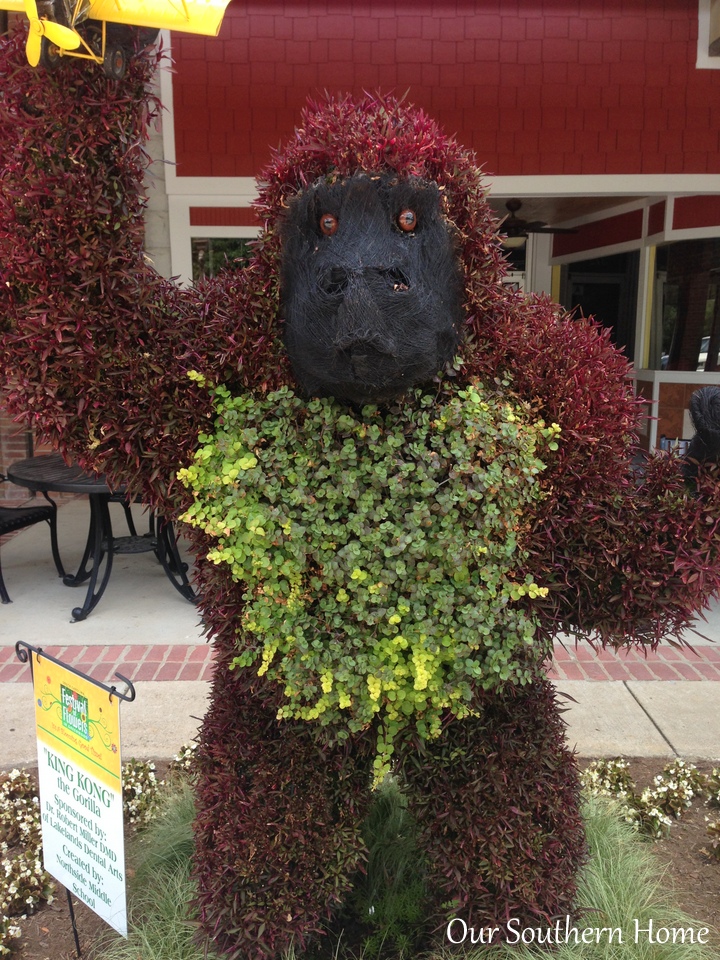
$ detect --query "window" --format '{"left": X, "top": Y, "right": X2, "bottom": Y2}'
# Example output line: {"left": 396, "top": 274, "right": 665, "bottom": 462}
{"left": 649, "top": 240, "right": 720, "bottom": 371}
{"left": 191, "top": 238, "right": 253, "bottom": 282}
{"left": 561, "top": 252, "right": 640, "bottom": 360}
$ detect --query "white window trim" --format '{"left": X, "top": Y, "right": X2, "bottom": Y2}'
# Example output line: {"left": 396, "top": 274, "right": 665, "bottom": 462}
{"left": 697, "top": 0, "right": 720, "bottom": 69}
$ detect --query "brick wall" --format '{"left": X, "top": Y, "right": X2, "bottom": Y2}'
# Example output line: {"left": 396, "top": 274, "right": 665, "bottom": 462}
{"left": 170, "top": 0, "right": 720, "bottom": 179}
{"left": 657, "top": 380, "right": 714, "bottom": 441}
{"left": 0, "top": 397, "right": 59, "bottom": 502}
{"left": 0, "top": 399, "right": 31, "bottom": 502}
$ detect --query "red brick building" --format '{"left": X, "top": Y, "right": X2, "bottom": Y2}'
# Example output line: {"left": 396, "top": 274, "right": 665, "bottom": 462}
{"left": 3, "top": 1, "right": 720, "bottom": 496}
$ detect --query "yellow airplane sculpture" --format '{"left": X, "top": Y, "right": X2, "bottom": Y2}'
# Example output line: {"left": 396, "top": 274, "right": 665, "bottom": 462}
{"left": 0, "top": 0, "right": 231, "bottom": 77}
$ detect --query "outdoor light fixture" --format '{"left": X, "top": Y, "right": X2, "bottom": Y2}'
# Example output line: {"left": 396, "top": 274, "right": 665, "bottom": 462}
{"left": 500, "top": 234, "right": 527, "bottom": 249}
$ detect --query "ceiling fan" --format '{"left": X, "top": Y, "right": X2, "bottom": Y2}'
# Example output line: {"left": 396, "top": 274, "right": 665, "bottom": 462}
{"left": 500, "top": 199, "right": 578, "bottom": 246}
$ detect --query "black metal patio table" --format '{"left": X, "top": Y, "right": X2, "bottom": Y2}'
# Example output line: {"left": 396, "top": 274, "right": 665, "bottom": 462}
{"left": 7, "top": 453, "right": 195, "bottom": 621}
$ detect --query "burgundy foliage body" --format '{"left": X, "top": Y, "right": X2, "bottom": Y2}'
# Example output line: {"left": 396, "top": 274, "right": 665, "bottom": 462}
{"left": 1, "top": 33, "right": 720, "bottom": 958}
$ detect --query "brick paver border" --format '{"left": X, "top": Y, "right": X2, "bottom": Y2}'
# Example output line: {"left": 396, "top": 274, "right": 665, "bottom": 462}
{"left": 0, "top": 643, "right": 216, "bottom": 684}
{"left": 548, "top": 640, "right": 720, "bottom": 681}
{"left": 1, "top": 641, "right": 719, "bottom": 684}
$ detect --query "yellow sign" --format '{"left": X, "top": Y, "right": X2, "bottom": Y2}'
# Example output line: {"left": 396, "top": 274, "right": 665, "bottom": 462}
{"left": 33, "top": 652, "right": 122, "bottom": 790}
{"left": 33, "top": 652, "right": 127, "bottom": 937}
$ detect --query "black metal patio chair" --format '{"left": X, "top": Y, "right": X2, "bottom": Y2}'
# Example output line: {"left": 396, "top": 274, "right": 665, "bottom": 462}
{"left": 0, "top": 475, "right": 64, "bottom": 603}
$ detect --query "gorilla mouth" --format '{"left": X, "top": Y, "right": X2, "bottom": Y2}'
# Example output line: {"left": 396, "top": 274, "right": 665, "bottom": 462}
{"left": 336, "top": 341, "right": 400, "bottom": 385}
{"left": 326, "top": 339, "right": 450, "bottom": 406}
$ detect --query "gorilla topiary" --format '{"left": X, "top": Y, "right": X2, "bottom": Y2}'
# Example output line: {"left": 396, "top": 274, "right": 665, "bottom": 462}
{"left": 2, "top": 38, "right": 720, "bottom": 959}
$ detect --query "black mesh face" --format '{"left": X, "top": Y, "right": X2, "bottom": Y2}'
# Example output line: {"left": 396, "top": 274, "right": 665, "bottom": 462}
{"left": 280, "top": 173, "right": 464, "bottom": 405}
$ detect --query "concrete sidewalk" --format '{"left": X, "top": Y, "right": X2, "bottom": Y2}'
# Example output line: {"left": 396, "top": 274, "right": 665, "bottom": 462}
{"left": 1, "top": 500, "right": 719, "bottom": 769}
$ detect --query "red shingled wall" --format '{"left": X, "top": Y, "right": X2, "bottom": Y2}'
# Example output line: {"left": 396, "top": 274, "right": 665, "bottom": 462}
{"left": 170, "top": 0, "right": 720, "bottom": 179}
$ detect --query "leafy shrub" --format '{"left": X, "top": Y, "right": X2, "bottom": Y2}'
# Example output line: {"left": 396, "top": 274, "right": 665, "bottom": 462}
{"left": 0, "top": 853, "right": 54, "bottom": 957}
{"left": 122, "top": 759, "right": 163, "bottom": 828}
{"left": 256, "top": 91, "right": 720, "bottom": 650}
{"left": 580, "top": 759, "right": 660, "bottom": 834}
{"left": 179, "top": 381, "right": 559, "bottom": 779}
{"left": 167, "top": 742, "right": 199, "bottom": 781}
{"left": 0, "top": 768, "right": 42, "bottom": 848}
{"left": 0, "top": 770, "right": 53, "bottom": 957}
{"left": 582, "top": 758, "right": 710, "bottom": 839}
{"left": 703, "top": 769, "right": 720, "bottom": 857}
{"left": 0, "top": 30, "right": 284, "bottom": 509}
{"left": 581, "top": 758, "right": 636, "bottom": 798}
{"left": 647, "top": 760, "right": 705, "bottom": 821}
{"left": 3, "top": 37, "right": 720, "bottom": 959}
{"left": 705, "top": 767, "right": 720, "bottom": 807}
{"left": 466, "top": 296, "right": 720, "bottom": 649}
{"left": 64, "top": 786, "right": 720, "bottom": 960}
{"left": 660, "top": 759, "right": 707, "bottom": 795}
{"left": 632, "top": 794, "right": 674, "bottom": 839}
{"left": 3, "top": 30, "right": 720, "bottom": 651}
{"left": 706, "top": 819, "right": 720, "bottom": 860}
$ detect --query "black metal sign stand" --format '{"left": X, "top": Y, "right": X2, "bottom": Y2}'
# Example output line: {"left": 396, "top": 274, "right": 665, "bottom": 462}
{"left": 66, "top": 887, "right": 82, "bottom": 959}
{"left": 15, "top": 640, "right": 136, "bottom": 959}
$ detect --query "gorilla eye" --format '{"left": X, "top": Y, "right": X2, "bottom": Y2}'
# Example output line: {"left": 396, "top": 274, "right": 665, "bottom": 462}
{"left": 319, "top": 213, "right": 338, "bottom": 236}
{"left": 397, "top": 209, "right": 417, "bottom": 232}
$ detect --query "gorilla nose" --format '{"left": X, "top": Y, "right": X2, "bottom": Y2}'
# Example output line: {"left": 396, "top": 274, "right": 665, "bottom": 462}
{"left": 383, "top": 267, "right": 411, "bottom": 291}
{"left": 320, "top": 266, "right": 412, "bottom": 296}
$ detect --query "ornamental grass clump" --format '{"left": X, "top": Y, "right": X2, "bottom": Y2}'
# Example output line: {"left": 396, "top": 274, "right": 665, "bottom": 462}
{"left": 348, "top": 776, "right": 428, "bottom": 959}
{"left": 178, "top": 380, "right": 559, "bottom": 778}
{"left": 90, "top": 781, "right": 717, "bottom": 960}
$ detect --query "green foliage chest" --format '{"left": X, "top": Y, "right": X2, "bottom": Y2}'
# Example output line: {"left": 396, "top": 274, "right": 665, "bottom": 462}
{"left": 179, "top": 379, "right": 560, "bottom": 778}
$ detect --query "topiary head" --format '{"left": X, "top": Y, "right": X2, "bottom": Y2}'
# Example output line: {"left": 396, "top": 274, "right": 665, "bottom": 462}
{"left": 239, "top": 91, "right": 507, "bottom": 402}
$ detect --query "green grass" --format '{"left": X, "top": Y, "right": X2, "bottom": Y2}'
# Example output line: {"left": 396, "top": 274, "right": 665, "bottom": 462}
{"left": 95, "top": 781, "right": 218, "bottom": 960}
{"left": 448, "top": 796, "right": 715, "bottom": 960}
{"left": 343, "top": 776, "right": 427, "bottom": 958}
{"left": 95, "top": 786, "right": 716, "bottom": 960}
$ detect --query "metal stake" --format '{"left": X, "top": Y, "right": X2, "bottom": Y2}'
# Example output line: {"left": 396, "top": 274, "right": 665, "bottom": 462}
{"left": 66, "top": 887, "right": 82, "bottom": 958}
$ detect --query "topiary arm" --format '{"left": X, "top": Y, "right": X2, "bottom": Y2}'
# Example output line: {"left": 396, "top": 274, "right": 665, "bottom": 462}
{"left": 465, "top": 292, "right": 720, "bottom": 650}
{"left": 0, "top": 32, "right": 288, "bottom": 512}
{"left": 529, "top": 450, "right": 720, "bottom": 650}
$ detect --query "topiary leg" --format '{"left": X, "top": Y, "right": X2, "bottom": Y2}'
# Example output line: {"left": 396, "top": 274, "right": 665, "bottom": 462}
{"left": 399, "top": 675, "right": 587, "bottom": 939}
{"left": 192, "top": 644, "right": 375, "bottom": 960}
